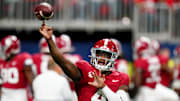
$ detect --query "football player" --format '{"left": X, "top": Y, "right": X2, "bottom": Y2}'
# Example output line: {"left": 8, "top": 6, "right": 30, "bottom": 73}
{"left": 56, "top": 34, "right": 82, "bottom": 64}
{"left": 0, "top": 35, "right": 35, "bottom": 101}
{"left": 33, "top": 56, "right": 74, "bottom": 101}
{"left": 150, "top": 40, "right": 173, "bottom": 87}
{"left": 132, "top": 36, "right": 157, "bottom": 101}
{"left": 132, "top": 37, "right": 179, "bottom": 101}
{"left": 32, "top": 35, "right": 60, "bottom": 75}
{"left": 39, "top": 24, "right": 130, "bottom": 101}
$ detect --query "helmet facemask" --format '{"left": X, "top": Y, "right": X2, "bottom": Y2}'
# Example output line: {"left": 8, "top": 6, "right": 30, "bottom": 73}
{"left": 90, "top": 48, "right": 118, "bottom": 71}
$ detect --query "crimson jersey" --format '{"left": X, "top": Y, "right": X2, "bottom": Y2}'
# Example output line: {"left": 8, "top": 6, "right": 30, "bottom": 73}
{"left": 0, "top": 52, "right": 32, "bottom": 89}
{"left": 32, "top": 53, "right": 50, "bottom": 75}
{"left": 76, "top": 60, "right": 129, "bottom": 101}
{"left": 134, "top": 55, "right": 162, "bottom": 88}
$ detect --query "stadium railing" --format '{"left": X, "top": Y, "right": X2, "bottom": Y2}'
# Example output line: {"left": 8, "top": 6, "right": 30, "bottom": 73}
{"left": 0, "top": 0, "right": 133, "bottom": 31}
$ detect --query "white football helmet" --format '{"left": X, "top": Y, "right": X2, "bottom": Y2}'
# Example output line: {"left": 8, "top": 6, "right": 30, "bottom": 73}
{"left": 90, "top": 38, "right": 119, "bottom": 71}
{"left": 39, "top": 35, "right": 56, "bottom": 53}
{"left": 134, "top": 36, "right": 151, "bottom": 58}
{"left": 0, "top": 35, "right": 20, "bottom": 59}
{"left": 111, "top": 38, "right": 122, "bottom": 55}
{"left": 150, "top": 39, "right": 160, "bottom": 55}
{"left": 56, "top": 34, "right": 74, "bottom": 53}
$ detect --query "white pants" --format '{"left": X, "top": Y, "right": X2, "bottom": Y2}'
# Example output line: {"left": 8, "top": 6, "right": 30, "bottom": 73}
{"left": 135, "top": 86, "right": 157, "bottom": 101}
{"left": 135, "top": 84, "right": 179, "bottom": 101}
{"left": 155, "top": 84, "right": 179, "bottom": 101}
{"left": 1, "top": 88, "right": 28, "bottom": 101}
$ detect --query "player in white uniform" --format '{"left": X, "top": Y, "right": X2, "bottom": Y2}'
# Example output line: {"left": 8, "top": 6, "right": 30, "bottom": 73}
{"left": 33, "top": 57, "right": 73, "bottom": 101}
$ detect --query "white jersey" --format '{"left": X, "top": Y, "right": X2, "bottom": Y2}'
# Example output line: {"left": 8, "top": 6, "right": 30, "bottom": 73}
{"left": 33, "top": 70, "right": 73, "bottom": 101}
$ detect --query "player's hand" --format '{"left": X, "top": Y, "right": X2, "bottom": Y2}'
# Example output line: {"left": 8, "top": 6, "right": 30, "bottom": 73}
{"left": 39, "top": 24, "right": 53, "bottom": 40}
{"left": 88, "top": 71, "right": 106, "bottom": 88}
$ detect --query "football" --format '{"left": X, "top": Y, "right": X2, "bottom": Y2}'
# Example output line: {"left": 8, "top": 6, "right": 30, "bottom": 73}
{"left": 34, "top": 2, "right": 54, "bottom": 20}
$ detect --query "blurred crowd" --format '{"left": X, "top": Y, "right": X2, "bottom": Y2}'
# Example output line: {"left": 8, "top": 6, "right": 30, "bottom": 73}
{"left": 1, "top": 0, "right": 180, "bottom": 21}
{"left": 0, "top": 33, "right": 179, "bottom": 101}
{"left": 0, "top": 0, "right": 134, "bottom": 21}
{"left": 2, "top": 0, "right": 180, "bottom": 39}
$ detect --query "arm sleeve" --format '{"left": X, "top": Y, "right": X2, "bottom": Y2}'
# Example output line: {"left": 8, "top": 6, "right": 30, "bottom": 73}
{"left": 22, "top": 53, "right": 33, "bottom": 66}
{"left": 24, "top": 58, "right": 33, "bottom": 66}
{"left": 101, "top": 86, "right": 130, "bottom": 101}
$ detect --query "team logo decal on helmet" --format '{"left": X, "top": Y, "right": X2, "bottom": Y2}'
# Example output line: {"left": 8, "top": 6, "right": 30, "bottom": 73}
{"left": 56, "top": 34, "right": 74, "bottom": 53}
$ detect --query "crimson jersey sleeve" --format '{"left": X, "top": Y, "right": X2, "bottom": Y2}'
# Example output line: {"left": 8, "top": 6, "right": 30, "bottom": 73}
{"left": 18, "top": 52, "right": 33, "bottom": 67}
{"left": 75, "top": 60, "right": 95, "bottom": 83}
{"left": 14, "top": 52, "right": 33, "bottom": 73}
{"left": 120, "top": 72, "right": 130, "bottom": 86}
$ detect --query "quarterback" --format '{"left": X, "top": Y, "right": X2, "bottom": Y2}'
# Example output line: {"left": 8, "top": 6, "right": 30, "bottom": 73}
{"left": 39, "top": 24, "right": 130, "bottom": 101}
